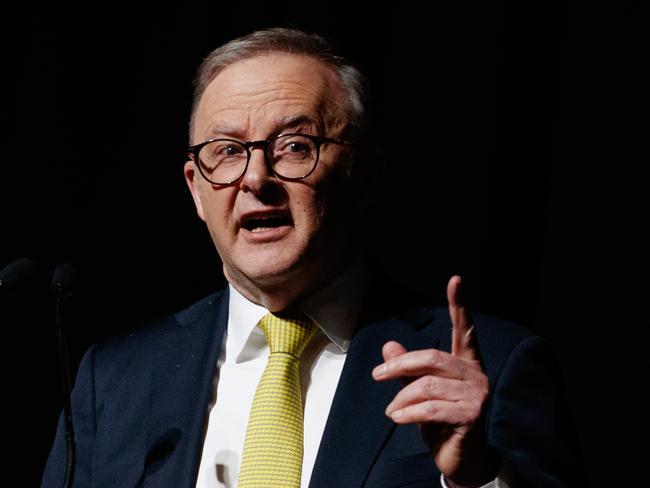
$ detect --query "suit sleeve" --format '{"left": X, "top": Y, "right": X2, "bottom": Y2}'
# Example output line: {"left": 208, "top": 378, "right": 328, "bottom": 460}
{"left": 487, "top": 336, "right": 584, "bottom": 487}
{"left": 41, "top": 345, "right": 98, "bottom": 488}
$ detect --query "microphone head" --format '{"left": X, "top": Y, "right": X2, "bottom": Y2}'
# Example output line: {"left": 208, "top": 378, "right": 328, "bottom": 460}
{"left": 0, "top": 257, "right": 37, "bottom": 290}
{"left": 51, "top": 263, "right": 76, "bottom": 295}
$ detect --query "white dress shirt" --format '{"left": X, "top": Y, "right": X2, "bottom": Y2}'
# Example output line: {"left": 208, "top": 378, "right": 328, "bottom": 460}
{"left": 195, "top": 261, "right": 510, "bottom": 488}
{"left": 195, "top": 261, "right": 366, "bottom": 488}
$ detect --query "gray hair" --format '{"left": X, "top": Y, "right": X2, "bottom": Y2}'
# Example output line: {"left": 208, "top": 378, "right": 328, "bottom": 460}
{"left": 189, "top": 28, "right": 367, "bottom": 143}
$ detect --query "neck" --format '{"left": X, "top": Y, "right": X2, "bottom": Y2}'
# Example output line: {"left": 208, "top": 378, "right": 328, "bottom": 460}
{"left": 225, "top": 253, "right": 360, "bottom": 312}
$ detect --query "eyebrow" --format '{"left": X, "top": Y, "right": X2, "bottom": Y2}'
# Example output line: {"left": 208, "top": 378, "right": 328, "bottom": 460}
{"left": 273, "top": 114, "right": 324, "bottom": 136}
{"left": 204, "top": 114, "right": 324, "bottom": 141}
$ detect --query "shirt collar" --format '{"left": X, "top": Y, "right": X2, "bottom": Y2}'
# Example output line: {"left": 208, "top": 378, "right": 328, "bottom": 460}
{"left": 226, "top": 282, "right": 269, "bottom": 364}
{"left": 298, "top": 258, "right": 367, "bottom": 352}
{"left": 227, "top": 259, "right": 368, "bottom": 363}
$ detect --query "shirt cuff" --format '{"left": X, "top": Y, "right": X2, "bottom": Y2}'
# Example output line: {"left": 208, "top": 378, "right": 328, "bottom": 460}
{"left": 439, "top": 457, "right": 514, "bottom": 488}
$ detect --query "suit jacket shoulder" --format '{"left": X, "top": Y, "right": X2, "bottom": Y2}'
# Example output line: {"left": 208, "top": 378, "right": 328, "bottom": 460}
{"left": 42, "top": 289, "right": 230, "bottom": 488}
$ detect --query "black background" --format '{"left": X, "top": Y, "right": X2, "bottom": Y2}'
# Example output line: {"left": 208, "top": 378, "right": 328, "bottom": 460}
{"left": 4, "top": 3, "right": 647, "bottom": 486}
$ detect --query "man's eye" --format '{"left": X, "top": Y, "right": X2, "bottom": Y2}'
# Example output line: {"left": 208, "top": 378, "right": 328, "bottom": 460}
{"left": 287, "top": 142, "right": 309, "bottom": 152}
{"left": 221, "top": 145, "right": 242, "bottom": 156}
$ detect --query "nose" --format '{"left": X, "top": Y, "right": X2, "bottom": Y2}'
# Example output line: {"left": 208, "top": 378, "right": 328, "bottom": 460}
{"left": 239, "top": 146, "right": 278, "bottom": 197}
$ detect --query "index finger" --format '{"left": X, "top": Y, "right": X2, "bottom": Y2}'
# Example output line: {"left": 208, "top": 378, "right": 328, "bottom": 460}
{"left": 447, "top": 275, "right": 479, "bottom": 361}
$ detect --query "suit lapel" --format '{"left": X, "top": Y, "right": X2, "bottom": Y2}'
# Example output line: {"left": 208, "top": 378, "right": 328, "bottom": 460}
{"left": 130, "top": 280, "right": 442, "bottom": 487}
{"left": 309, "top": 300, "right": 440, "bottom": 488}
{"left": 141, "top": 289, "right": 229, "bottom": 488}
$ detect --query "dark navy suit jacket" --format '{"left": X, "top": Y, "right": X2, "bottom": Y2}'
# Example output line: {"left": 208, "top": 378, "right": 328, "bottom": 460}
{"left": 42, "top": 284, "right": 581, "bottom": 487}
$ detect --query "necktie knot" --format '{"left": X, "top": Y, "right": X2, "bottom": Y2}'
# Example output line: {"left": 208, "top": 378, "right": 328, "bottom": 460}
{"left": 258, "top": 312, "right": 317, "bottom": 358}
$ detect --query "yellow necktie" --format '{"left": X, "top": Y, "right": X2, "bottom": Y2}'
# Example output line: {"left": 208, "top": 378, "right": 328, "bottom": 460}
{"left": 238, "top": 312, "right": 317, "bottom": 488}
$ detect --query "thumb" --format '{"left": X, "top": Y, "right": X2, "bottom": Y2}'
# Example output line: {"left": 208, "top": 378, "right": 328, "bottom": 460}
{"left": 382, "top": 340, "right": 407, "bottom": 362}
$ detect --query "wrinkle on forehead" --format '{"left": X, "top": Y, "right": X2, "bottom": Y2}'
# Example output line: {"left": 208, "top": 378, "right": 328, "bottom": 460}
{"left": 204, "top": 114, "right": 326, "bottom": 141}
{"left": 193, "top": 53, "right": 349, "bottom": 143}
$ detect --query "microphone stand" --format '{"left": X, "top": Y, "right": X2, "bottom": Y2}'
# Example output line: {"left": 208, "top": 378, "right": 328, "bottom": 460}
{"left": 53, "top": 271, "right": 75, "bottom": 488}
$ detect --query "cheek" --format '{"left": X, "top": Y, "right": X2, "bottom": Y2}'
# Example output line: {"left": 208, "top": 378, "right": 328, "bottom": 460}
{"left": 200, "top": 188, "right": 237, "bottom": 235}
{"left": 290, "top": 186, "right": 326, "bottom": 229}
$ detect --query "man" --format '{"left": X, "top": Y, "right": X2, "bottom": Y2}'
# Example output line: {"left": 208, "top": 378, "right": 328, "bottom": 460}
{"left": 43, "top": 28, "right": 580, "bottom": 487}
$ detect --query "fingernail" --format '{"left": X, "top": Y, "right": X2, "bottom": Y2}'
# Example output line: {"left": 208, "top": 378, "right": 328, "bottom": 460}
{"left": 385, "top": 403, "right": 393, "bottom": 415}
{"left": 391, "top": 409, "right": 403, "bottom": 420}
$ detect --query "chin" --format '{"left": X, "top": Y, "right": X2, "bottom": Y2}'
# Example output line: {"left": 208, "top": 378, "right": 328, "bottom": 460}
{"left": 230, "top": 246, "right": 309, "bottom": 286}
{"left": 220, "top": 228, "right": 337, "bottom": 296}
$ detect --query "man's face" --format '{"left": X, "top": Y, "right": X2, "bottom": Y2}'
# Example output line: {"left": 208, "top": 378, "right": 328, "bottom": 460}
{"left": 185, "top": 53, "right": 360, "bottom": 304}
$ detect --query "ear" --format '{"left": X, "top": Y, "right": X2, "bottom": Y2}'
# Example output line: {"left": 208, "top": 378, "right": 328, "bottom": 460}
{"left": 184, "top": 160, "right": 206, "bottom": 222}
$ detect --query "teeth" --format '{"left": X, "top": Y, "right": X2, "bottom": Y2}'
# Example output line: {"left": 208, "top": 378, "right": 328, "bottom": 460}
{"left": 242, "top": 215, "right": 290, "bottom": 232}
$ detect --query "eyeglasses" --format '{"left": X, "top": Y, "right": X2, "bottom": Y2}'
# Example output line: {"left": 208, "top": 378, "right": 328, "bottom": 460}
{"left": 188, "top": 133, "right": 351, "bottom": 185}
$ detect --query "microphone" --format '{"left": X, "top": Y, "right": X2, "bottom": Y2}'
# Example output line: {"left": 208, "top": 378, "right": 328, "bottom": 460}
{"left": 51, "top": 263, "right": 76, "bottom": 488}
{"left": 0, "top": 257, "right": 37, "bottom": 290}
{"left": 51, "top": 264, "right": 76, "bottom": 296}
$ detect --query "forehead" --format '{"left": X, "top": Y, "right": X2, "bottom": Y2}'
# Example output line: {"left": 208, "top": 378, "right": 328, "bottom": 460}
{"left": 193, "top": 53, "right": 347, "bottom": 140}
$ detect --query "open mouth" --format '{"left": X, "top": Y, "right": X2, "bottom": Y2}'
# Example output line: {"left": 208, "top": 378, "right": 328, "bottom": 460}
{"left": 240, "top": 214, "right": 293, "bottom": 233}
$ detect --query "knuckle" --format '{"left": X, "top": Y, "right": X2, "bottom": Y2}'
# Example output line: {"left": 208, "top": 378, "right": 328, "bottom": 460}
{"left": 424, "top": 376, "right": 437, "bottom": 394}
{"left": 467, "top": 387, "right": 489, "bottom": 417}
{"left": 427, "top": 349, "right": 441, "bottom": 366}
{"left": 467, "top": 372, "right": 489, "bottom": 397}
{"left": 460, "top": 404, "right": 478, "bottom": 424}
{"left": 384, "top": 358, "right": 395, "bottom": 373}
{"left": 476, "top": 376, "right": 490, "bottom": 400}
{"left": 466, "top": 401, "right": 482, "bottom": 421}
{"left": 423, "top": 401, "right": 438, "bottom": 417}
{"left": 390, "top": 357, "right": 403, "bottom": 372}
